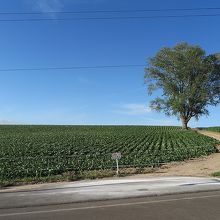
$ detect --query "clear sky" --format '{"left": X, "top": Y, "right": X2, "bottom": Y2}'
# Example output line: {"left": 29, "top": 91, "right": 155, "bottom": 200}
{"left": 0, "top": 0, "right": 220, "bottom": 127}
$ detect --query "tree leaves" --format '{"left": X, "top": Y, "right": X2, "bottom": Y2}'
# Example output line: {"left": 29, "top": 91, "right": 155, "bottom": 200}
{"left": 145, "top": 42, "right": 220, "bottom": 128}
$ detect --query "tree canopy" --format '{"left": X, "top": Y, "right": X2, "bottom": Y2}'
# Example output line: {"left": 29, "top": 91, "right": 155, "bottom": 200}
{"left": 144, "top": 42, "right": 220, "bottom": 129}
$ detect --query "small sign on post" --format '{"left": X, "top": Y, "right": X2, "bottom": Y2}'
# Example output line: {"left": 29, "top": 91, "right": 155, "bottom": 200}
{"left": 111, "top": 152, "right": 121, "bottom": 175}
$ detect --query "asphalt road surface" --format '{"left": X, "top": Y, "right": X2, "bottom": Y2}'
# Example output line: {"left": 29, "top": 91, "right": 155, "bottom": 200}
{"left": 1, "top": 190, "right": 220, "bottom": 220}
{"left": 2, "top": 177, "right": 220, "bottom": 209}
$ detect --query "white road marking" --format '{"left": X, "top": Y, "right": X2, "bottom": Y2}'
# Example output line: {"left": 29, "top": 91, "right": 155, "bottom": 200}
{"left": 1, "top": 193, "right": 220, "bottom": 217}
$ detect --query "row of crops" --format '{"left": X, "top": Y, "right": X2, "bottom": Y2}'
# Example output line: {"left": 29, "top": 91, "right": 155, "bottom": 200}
{"left": 199, "top": 127, "right": 220, "bottom": 133}
{"left": 0, "top": 125, "right": 219, "bottom": 181}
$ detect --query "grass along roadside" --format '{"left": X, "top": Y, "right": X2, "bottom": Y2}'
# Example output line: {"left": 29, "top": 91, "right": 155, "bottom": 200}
{"left": 0, "top": 167, "right": 156, "bottom": 188}
{"left": 211, "top": 171, "right": 220, "bottom": 177}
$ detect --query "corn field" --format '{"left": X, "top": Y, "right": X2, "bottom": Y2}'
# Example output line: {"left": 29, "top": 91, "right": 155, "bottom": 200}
{"left": 0, "top": 125, "right": 219, "bottom": 181}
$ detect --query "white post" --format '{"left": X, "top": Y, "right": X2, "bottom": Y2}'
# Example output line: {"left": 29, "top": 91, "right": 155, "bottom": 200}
{"left": 111, "top": 152, "right": 121, "bottom": 176}
{"left": 116, "top": 159, "right": 119, "bottom": 175}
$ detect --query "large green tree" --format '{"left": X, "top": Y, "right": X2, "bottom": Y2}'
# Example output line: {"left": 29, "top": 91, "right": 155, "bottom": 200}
{"left": 145, "top": 42, "right": 220, "bottom": 129}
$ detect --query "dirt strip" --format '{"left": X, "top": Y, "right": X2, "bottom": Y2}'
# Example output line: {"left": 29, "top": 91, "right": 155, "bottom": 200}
{"left": 196, "top": 130, "right": 220, "bottom": 143}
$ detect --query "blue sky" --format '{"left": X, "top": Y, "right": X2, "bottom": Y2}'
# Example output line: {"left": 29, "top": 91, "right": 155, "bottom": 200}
{"left": 0, "top": 0, "right": 220, "bottom": 127}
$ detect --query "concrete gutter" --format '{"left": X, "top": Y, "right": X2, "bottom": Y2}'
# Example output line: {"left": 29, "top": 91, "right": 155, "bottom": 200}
{"left": 1, "top": 176, "right": 220, "bottom": 209}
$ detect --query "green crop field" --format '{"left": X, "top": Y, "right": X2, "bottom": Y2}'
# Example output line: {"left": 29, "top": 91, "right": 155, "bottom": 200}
{"left": 0, "top": 125, "right": 219, "bottom": 183}
{"left": 199, "top": 127, "right": 220, "bottom": 133}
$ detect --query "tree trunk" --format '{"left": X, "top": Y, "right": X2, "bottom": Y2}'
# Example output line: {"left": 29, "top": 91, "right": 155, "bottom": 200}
{"left": 180, "top": 117, "right": 188, "bottom": 129}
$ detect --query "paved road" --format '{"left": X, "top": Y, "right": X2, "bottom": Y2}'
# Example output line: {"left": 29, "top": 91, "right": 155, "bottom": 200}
{"left": 1, "top": 191, "right": 220, "bottom": 220}
{"left": 1, "top": 177, "right": 220, "bottom": 209}
{"left": 1, "top": 176, "right": 220, "bottom": 209}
